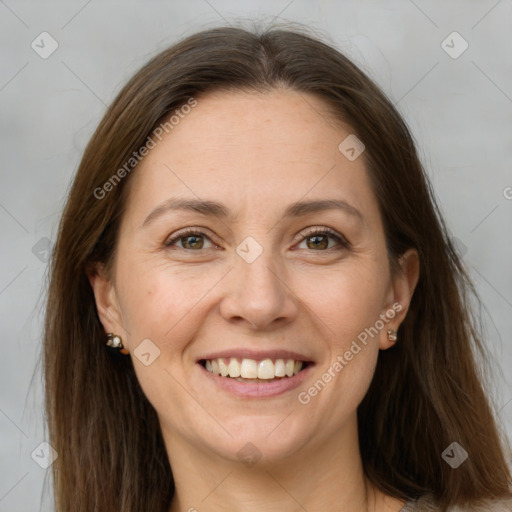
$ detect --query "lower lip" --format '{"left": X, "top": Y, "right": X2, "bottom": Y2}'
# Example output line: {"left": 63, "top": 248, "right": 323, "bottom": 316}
{"left": 198, "top": 363, "right": 313, "bottom": 398}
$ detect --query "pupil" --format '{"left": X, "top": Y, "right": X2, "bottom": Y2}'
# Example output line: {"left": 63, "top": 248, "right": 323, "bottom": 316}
{"left": 308, "top": 235, "right": 327, "bottom": 250}
{"left": 184, "top": 235, "right": 203, "bottom": 249}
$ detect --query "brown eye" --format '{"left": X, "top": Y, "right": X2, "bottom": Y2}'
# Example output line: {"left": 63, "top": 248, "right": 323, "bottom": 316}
{"left": 165, "top": 229, "right": 214, "bottom": 250}
{"left": 179, "top": 234, "right": 204, "bottom": 249}
{"left": 306, "top": 234, "right": 329, "bottom": 250}
{"left": 296, "top": 228, "right": 350, "bottom": 251}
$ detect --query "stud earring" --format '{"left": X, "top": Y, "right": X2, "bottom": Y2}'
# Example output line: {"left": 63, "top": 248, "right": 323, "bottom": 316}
{"left": 106, "top": 333, "right": 129, "bottom": 355}
{"left": 387, "top": 329, "right": 398, "bottom": 343}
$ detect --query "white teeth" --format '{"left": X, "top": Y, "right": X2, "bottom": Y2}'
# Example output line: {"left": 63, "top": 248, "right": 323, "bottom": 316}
{"left": 258, "top": 359, "right": 275, "bottom": 379}
{"left": 203, "top": 357, "right": 305, "bottom": 380}
{"left": 218, "top": 358, "right": 229, "bottom": 377}
{"left": 228, "top": 357, "right": 241, "bottom": 378}
{"left": 274, "top": 359, "right": 286, "bottom": 377}
{"left": 241, "top": 358, "right": 258, "bottom": 378}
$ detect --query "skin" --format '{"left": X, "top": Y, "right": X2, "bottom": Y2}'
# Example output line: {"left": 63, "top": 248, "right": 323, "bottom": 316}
{"left": 89, "top": 89, "right": 419, "bottom": 512}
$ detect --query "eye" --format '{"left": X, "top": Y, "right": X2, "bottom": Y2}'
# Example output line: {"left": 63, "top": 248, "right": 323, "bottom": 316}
{"left": 164, "top": 227, "right": 350, "bottom": 252}
{"left": 164, "top": 228, "right": 217, "bottom": 250}
{"left": 295, "top": 227, "right": 350, "bottom": 251}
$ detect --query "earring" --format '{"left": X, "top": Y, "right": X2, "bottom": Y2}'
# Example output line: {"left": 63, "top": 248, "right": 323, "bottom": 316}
{"left": 387, "top": 329, "right": 397, "bottom": 343}
{"left": 106, "top": 333, "right": 129, "bottom": 355}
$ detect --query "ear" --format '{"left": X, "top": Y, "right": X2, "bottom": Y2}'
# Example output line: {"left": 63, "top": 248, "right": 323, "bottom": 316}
{"left": 379, "top": 248, "right": 420, "bottom": 350}
{"left": 87, "top": 263, "right": 125, "bottom": 337}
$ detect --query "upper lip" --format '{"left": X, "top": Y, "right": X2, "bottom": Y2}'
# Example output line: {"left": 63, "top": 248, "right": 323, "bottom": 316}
{"left": 198, "top": 349, "right": 314, "bottom": 363}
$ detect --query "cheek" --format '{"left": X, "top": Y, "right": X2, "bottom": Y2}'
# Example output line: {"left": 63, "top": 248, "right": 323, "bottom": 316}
{"left": 303, "top": 262, "right": 387, "bottom": 395}
{"left": 115, "top": 256, "right": 223, "bottom": 349}
{"left": 306, "top": 263, "right": 389, "bottom": 343}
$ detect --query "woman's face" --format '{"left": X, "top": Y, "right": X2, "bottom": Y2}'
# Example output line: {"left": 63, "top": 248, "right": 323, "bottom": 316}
{"left": 91, "top": 89, "right": 417, "bottom": 466}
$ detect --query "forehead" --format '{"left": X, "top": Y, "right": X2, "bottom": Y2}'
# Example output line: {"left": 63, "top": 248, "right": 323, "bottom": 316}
{"left": 125, "top": 89, "right": 378, "bottom": 225}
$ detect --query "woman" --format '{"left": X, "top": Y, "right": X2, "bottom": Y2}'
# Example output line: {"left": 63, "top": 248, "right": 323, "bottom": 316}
{"left": 43, "top": 25, "right": 512, "bottom": 511}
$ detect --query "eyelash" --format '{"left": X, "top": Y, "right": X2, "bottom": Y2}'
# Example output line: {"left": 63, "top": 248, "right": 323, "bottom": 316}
{"left": 164, "top": 227, "right": 350, "bottom": 252}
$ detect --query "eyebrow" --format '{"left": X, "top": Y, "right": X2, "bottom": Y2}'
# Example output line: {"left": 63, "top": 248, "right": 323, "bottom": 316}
{"left": 142, "top": 197, "right": 363, "bottom": 227}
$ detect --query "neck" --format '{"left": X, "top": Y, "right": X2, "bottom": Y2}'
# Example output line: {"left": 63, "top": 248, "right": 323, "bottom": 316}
{"left": 165, "top": 416, "right": 404, "bottom": 512}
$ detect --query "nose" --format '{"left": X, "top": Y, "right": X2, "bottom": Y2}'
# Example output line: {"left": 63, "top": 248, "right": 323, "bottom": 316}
{"left": 219, "top": 248, "right": 299, "bottom": 331}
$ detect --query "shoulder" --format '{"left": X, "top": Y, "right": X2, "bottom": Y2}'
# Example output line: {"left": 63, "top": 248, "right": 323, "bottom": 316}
{"left": 448, "top": 498, "right": 512, "bottom": 512}
{"left": 402, "top": 494, "right": 512, "bottom": 511}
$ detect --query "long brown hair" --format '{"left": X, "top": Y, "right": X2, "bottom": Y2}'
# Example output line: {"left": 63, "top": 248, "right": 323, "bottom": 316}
{"left": 44, "top": 24, "right": 512, "bottom": 511}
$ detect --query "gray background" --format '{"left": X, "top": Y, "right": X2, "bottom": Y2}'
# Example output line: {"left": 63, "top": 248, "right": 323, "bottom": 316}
{"left": 1, "top": 1, "right": 511, "bottom": 510}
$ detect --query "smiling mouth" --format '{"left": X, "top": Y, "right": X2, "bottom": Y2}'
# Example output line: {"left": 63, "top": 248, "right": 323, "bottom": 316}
{"left": 200, "top": 357, "right": 311, "bottom": 382}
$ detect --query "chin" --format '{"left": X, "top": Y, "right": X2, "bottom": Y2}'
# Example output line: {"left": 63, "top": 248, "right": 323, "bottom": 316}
{"left": 205, "top": 416, "right": 311, "bottom": 466}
